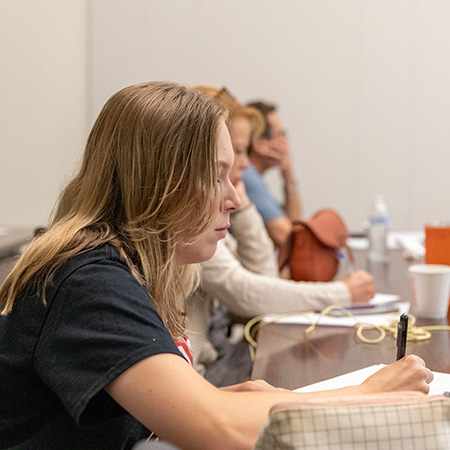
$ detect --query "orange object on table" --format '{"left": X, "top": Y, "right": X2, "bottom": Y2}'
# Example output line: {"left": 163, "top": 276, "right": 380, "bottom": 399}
{"left": 425, "top": 225, "right": 450, "bottom": 320}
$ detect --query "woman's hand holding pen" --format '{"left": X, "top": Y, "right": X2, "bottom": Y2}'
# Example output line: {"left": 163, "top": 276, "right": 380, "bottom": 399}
{"left": 360, "top": 355, "right": 434, "bottom": 395}
{"left": 342, "top": 270, "right": 375, "bottom": 304}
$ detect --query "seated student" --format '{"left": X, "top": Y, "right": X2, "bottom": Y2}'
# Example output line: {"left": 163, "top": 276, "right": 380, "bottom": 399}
{"left": 187, "top": 86, "right": 375, "bottom": 384}
{"left": 243, "top": 100, "right": 301, "bottom": 248}
{"left": 0, "top": 81, "right": 433, "bottom": 450}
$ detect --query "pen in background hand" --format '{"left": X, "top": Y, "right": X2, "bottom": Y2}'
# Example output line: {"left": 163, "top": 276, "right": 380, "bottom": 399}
{"left": 396, "top": 313, "right": 409, "bottom": 360}
{"left": 339, "top": 247, "right": 354, "bottom": 275}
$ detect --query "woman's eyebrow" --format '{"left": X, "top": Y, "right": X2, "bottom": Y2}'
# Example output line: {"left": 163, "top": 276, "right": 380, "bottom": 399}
{"left": 217, "top": 160, "right": 231, "bottom": 172}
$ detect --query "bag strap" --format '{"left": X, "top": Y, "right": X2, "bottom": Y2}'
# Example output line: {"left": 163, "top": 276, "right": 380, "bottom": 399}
{"left": 277, "top": 221, "right": 301, "bottom": 271}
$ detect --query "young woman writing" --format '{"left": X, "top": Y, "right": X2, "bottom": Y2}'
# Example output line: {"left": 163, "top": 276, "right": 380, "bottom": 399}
{"left": 0, "top": 82, "right": 432, "bottom": 450}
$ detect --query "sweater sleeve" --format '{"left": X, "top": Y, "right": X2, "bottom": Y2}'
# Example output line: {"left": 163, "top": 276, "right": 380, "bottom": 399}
{"left": 200, "top": 236, "right": 352, "bottom": 319}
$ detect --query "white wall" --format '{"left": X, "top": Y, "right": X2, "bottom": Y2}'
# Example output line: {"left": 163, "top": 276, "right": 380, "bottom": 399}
{"left": 0, "top": 0, "right": 89, "bottom": 227}
{"left": 91, "top": 0, "right": 450, "bottom": 232}
{"left": 2, "top": 0, "right": 450, "bottom": 231}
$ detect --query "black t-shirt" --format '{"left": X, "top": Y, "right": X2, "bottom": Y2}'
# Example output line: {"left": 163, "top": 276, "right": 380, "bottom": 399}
{"left": 0, "top": 244, "right": 183, "bottom": 449}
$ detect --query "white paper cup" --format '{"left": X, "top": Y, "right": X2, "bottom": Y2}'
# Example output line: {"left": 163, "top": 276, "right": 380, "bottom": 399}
{"left": 408, "top": 264, "right": 450, "bottom": 318}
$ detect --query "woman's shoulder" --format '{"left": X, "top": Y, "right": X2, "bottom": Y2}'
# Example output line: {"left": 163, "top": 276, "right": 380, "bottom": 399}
{"left": 45, "top": 243, "right": 152, "bottom": 317}
{"left": 61, "top": 243, "right": 128, "bottom": 274}
{"left": 51, "top": 243, "right": 138, "bottom": 298}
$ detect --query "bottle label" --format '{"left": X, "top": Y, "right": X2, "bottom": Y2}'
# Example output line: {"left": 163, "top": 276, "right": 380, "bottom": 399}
{"left": 370, "top": 215, "right": 389, "bottom": 226}
{"left": 368, "top": 223, "right": 387, "bottom": 262}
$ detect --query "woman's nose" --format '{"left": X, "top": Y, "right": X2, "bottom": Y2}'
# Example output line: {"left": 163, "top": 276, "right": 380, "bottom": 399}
{"left": 223, "top": 182, "right": 241, "bottom": 212}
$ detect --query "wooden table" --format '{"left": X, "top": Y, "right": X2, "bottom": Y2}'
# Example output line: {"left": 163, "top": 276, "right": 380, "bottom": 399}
{"left": 251, "top": 317, "right": 450, "bottom": 390}
{"left": 251, "top": 231, "right": 449, "bottom": 390}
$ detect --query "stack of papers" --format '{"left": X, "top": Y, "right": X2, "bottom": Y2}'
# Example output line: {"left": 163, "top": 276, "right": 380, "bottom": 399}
{"left": 264, "top": 294, "right": 408, "bottom": 328}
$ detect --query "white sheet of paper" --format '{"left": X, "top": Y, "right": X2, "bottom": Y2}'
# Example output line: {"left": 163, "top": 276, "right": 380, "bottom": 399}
{"left": 263, "top": 301, "right": 409, "bottom": 328}
{"left": 295, "top": 364, "right": 449, "bottom": 396}
{"left": 429, "top": 371, "right": 450, "bottom": 396}
{"left": 369, "top": 293, "right": 400, "bottom": 304}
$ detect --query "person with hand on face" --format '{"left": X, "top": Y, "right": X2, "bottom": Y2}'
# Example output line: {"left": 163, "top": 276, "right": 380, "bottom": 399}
{"left": 0, "top": 82, "right": 432, "bottom": 450}
{"left": 243, "top": 101, "right": 301, "bottom": 248}
{"left": 244, "top": 100, "right": 374, "bottom": 287}
{"left": 186, "top": 87, "right": 374, "bottom": 386}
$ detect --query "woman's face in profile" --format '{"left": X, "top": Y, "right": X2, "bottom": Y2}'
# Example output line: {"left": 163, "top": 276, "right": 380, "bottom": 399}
{"left": 175, "top": 121, "right": 240, "bottom": 265}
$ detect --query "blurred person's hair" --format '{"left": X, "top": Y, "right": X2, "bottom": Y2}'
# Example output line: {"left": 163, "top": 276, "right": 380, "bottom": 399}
{"left": 246, "top": 101, "right": 277, "bottom": 140}
{"left": 195, "top": 86, "right": 264, "bottom": 138}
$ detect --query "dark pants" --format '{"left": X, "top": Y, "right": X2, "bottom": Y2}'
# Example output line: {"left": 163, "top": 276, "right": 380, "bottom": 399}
{"left": 203, "top": 304, "right": 253, "bottom": 387}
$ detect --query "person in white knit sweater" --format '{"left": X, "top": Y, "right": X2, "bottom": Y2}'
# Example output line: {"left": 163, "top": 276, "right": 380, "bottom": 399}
{"left": 186, "top": 86, "right": 374, "bottom": 385}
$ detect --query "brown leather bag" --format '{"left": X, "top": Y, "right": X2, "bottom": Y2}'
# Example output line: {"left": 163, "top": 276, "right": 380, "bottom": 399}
{"left": 278, "top": 209, "right": 353, "bottom": 282}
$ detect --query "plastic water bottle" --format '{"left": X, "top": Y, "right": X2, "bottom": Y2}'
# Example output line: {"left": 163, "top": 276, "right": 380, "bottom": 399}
{"left": 368, "top": 195, "right": 389, "bottom": 263}
{"left": 367, "top": 194, "right": 390, "bottom": 292}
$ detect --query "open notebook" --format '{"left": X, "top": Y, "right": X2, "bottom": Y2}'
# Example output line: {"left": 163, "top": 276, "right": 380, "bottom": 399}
{"left": 295, "top": 364, "right": 450, "bottom": 396}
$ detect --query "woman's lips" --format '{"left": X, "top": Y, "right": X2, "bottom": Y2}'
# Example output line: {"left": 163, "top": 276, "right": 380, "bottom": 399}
{"left": 215, "top": 225, "right": 229, "bottom": 240}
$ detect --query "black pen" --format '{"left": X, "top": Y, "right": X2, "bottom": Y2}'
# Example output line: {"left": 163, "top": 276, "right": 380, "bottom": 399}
{"left": 396, "top": 313, "right": 409, "bottom": 360}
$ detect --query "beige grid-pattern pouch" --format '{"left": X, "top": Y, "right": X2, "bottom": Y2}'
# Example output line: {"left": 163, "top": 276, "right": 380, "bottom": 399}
{"left": 254, "top": 392, "right": 450, "bottom": 450}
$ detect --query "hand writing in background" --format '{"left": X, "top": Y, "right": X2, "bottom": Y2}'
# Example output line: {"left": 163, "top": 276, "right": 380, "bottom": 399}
{"left": 342, "top": 270, "right": 375, "bottom": 304}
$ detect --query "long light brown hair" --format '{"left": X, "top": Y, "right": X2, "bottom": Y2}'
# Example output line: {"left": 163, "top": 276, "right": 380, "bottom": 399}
{"left": 0, "top": 82, "right": 226, "bottom": 339}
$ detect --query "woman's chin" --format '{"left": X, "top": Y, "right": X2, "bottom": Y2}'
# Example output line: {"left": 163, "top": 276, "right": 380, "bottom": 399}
{"left": 175, "top": 242, "right": 218, "bottom": 266}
